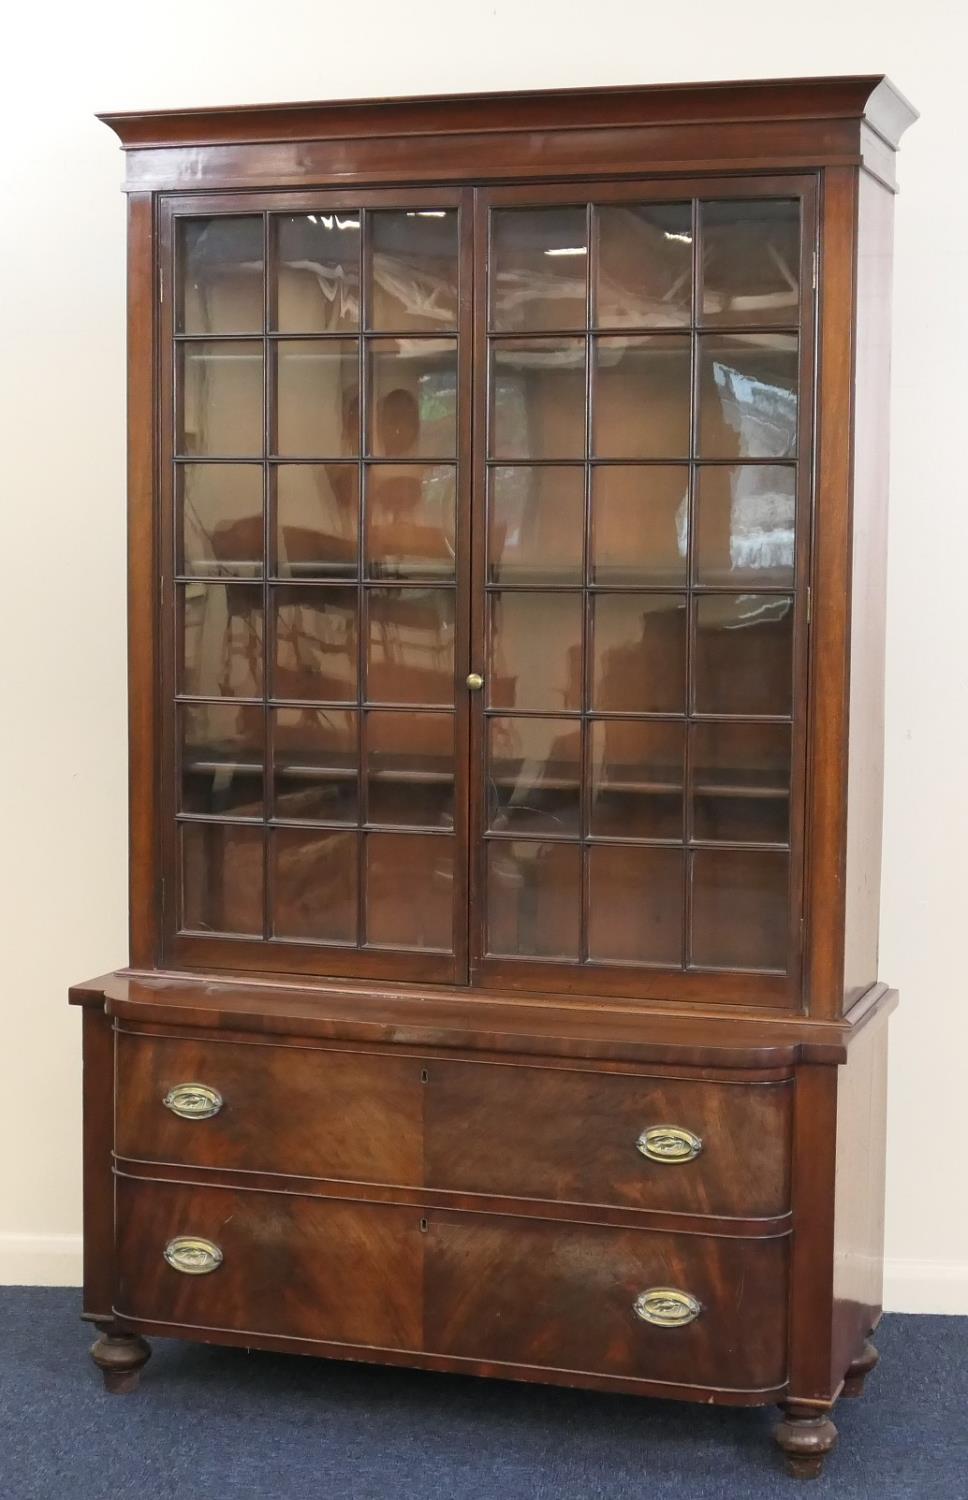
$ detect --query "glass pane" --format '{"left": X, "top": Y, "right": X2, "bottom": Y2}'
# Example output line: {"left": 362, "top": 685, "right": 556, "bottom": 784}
{"left": 487, "top": 592, "right": 583, "bottom": 713}
{"left": 274, "top": 212, "right": 360, "bottom": 333}
{"left": 272, "top": 586, "right": 358, "bottom": 702}
{"left": 272, "top": 829, "right": 358, "bottom": 944}
{"left": 591, "top": 593, "right": 687, "bottom": 714}
{"left": 180, "top": 703, "right": 264, "bottom": 817}
{"left": 588, "top": 846, "right": 684, "bottom": 965}
{"left": 485, "top": 840, "right": 580, "bottom": 960}
{"left": 488, "top": 466, "right": 584, "bottom": 585}
{"left": 490, "top": 339, "right": 586, "bottom": 460}
{"left": 178, "top": 217, "right": 263, "bottom": 334}
{"left": 695, "top": 465, "right": 795, "bottom": 587}
{"left": 594, "top": 203, "right": 692, "bottom": 329}
{"left": 180, "top": 583, "right": 263, "bottom": 699}
{"left": 589, "top": 719, "right": 684, "bottom": 839}
{"left": 272, "top": 707, "right": 358, "bottom": 823}
{"left": 178, "top": 342, "right": 263, "bottom": 457}
{"left": 275, "top": 339, "right": 359, "bottom": 459}
{"left": 698, "top": 334, "right": 798, "bottom": 459}
{"left": 694, "top": 594, "right": 793, "bottom": 716}
{"left": 701, "top": 200, "right": 800, "bottom": 326}
{"left": 487, "top": 717, "right": 581, "bottom": 836}
{"left": 181, "top": 823, "right": 263, "bottom": 935}
{"left": 179, "top": 464, "right": 263, "bottom": 578}
{"left": 490, "top": 207, "right": 587, "bottom": 332}
{"left": 367, "top": 587, "right": 455, "bottom": 705}
{"left": 366, "top": 464, "right": 456, "bottom": 580}
{"left": 691, "top": 848, "right": 789, "bottom": 971}
{"left": 366, "top": 710, "right": 454, "bottom": 828}
{"left": 593, "top": 336, "right": 691, "bottom": 459}
{"left": 692, "top": 722, "right": 791, "bottom": 845}
{"left": 590, "top": 465, "right": 688, "bottom": 586}
{"left": 274, "top": 464, "right": 358, "bottom": 580}
{"left": 368, "top": 339, "right": 457, "bottom": 459}
{"left": 369, "top": 209, "right": 459, "bottom": 333}
{"left": 365, "top": 833, "right": 454, "bottom": 950}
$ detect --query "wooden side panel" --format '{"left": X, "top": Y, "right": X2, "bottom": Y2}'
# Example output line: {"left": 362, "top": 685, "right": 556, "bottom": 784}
{"left": 843, "top": 176, "right": 896, "bottom": 1008}
{"left": 830, "top": 1005, "right": 890, "bottom": 1386}
{"left": 80, "top": 1005, "right": 115, "bottom": 1320}
{"left": 126, "top": 192, "right": 160, "bottom": 969}
{"left": 115, "top": 1177, "right": 423, "bottom": 1349}
{"left": 786, "top": 1061, "right": 838, "bottom": 1400}
{"left": 425, "top": 1210, "right": 789, "bottom": 1390}
{"left": 804, "top": 167, "right": 858, "bottom": 1018}
{"left": 425, "top": 1060, "right": 792, "bottom": 1218}
{"left": 115, "top": 1033, "right": 424, "bottom": 1182}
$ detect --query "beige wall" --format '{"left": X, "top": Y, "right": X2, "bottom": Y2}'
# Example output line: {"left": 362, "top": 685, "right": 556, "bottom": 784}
{"left": 1, "top": 0, "right": 964, "bottom": 1310}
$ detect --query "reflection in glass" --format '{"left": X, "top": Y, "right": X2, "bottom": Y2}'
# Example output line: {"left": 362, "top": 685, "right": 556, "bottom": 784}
{"left": 275, "top": 212, "right": 360, "bottom": 332}
{"left": 694, "top": 594, "right": 793, "bottom": 716}
{"left": 181, "top": 822, "right": 263, "bottom": 935}
{"left": 368, "top": 339, "right": 457, "bottom": 459}
{"left": 272, "top": 586, "right": 358, "bottom": 702}
{"left": 272, "top": 829, "right": 358, "bottom": 943}
{"left": 274, "top": 464, "right": 358, "bottom": 579}
{"left": 180, "top": 703, "right": 264, "bottom": 817}
{"left": 490, "top": 207, "right": 587, "bottom": 332}
{"left": 695, "top": 466, "right": 795, "bottom": 586}
{"left": 367, "top": 588, "right": 455, "bottom": 705}
{"left": 366, "top": 710, "right": 455, "bottom": 828}
{"left": 698, "top": 334, "right": 798, "bottom": 459}
{"left": 487, "top": 717, "right": 581, "bottom": 836}
{"left": 487, "top": 592, "right": 583, "bottom": 713}
{"left": 701, "top": 200, "right": 800, "bottom": 326}
{"left": 272, "top": 707, "right": 358, "bottom": 823}
{"left": 486, "top": 840, "right": 580, "bottom": 960}
{"left": 589, "top": 720, "right": 684, "bottom": 839}
{"left": 366, "top": 465, "right": 456, "bottom": 580}
{"left": 179, "top": 465, "right": 263, "bottom": 577}
{"left": 588, "top": 846, "right": 684, "bottom": 965}
{"left": 593, "top": 336, "right": 691, "bottom": 459}
{"left": 488, "top": 466, "right": 584, "bottom": 585}
{"left": 691, "top": 848, "right": 789, "bottom": 971}
{"left": 490, "top": 339, "right": 586, "bottom": 460}
{"left": 178, "top": 342, "right": 263, "bottom": 457}
{"left": 594, "top": 203, "right": 692, "bottom": 328}
{"left": 590, "top": 466, "right": 688, "bottom": 585}
{"left": 591, "top": 593, "right": 687, "bottom": 713}
{"left": 366, "top": 833, "right": 454, "bottom": 950}
{"left": 369, "top": 210, "right": 459, "bottom": 332}
{"left": 275, "top": 340, "right": 359, "bottom": 458}
{"left": 692, "top": 722, "right": 791, "bottom": 845}
{"left": 178, "top": 216, "right": 264, "bottom": 334}
{"left": 180, "top": 582, "right": 263, "bottom": 699}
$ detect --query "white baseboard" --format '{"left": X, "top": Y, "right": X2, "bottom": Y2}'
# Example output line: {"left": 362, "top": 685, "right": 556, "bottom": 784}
{"left": 884, "top": 1258, "right": 968, "bottom": 1314}
{"left": 1, "top": 1233, "right": 966, "bottom": 1313}
{"left": 0, "top": 1233, "right": 83, "bottom": 1287}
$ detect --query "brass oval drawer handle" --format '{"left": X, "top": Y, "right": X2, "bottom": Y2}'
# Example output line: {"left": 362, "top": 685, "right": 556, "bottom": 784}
{"left": 636, "top": 1125, "right": 702, "bottom": 1164}
{"left": 163, "top": 1083, "right": 223, "bottom": 1120}
{"left": 163, "top": 1236, "right": 223, "bottom": 1275}
{"left": 634, "top": 1288, "right": 701, "bottom": 1328}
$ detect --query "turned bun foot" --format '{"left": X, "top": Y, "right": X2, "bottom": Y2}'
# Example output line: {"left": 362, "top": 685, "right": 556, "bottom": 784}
{"left": 90, "top": 1330, "right": 152, "bottom": 1393}
{"left": 843, "top": 1338, "right": 879, "bottom": 1398}
{"left": 774, "top": 1404, "right": 838, "bottom": 1479}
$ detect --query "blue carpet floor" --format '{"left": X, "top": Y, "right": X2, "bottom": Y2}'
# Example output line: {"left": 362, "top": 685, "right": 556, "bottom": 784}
{"left": 0, "top": 1291, "right": 963, "bottom": 1499}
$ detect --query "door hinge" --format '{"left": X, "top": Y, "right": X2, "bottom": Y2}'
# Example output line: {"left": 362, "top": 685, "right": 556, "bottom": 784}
{"left": 159, "top": 266, "right": 164, "bottom": 303}
{"left": 811, "top": 250, "right": 817, "bottom": 291}
{"left": 806, "top": 586, "right": 812, "bottom": 626}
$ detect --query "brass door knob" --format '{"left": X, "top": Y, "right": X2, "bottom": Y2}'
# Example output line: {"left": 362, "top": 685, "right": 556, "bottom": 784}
{"left": 633, "top": 1288, "right": 701, "bottom": 1327}
{"left": 466, "top": 672, "right": 484, "bottom": 691}
{"left": 164, "top": 1236, "right": 223, "bottom": 1275}
{"left": 163, "top": 1082, "right": 223, "bottom": 1120}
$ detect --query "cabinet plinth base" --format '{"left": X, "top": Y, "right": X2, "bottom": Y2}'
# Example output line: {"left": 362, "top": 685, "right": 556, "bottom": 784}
{"left": 774, "top": 1405, "right": 838, "bottom": 1479}
{"left": 843, "top": 1338, "right": 879, "bottom": 1398}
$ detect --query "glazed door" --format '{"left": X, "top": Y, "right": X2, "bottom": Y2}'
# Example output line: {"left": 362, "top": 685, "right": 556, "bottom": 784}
{"left": 161, "top": 188, "right": 473, "bottom": 983}
{"left": 469, "top": 179, "right": 815, "bottom": 1006}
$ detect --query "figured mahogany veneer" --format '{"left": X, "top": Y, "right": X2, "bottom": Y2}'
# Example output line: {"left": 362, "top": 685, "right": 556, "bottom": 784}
{"left": 75, "top": 74, "right": 914, "bottom": 1480}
